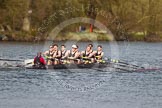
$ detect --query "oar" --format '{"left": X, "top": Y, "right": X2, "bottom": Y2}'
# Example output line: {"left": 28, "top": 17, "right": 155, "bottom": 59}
{"left": 95, "top": 56, "right": 102, "bottom": 58}
{"left": 67, "top": 57, "right": 79, "bottom": 60}
{"left": 93, "top": 63, "right": 133, "bottom": 72}
{"left": 109, "top": 60, "right": 140, "bottom": 69}
{"left": 118, "top": 61, "right": 144, "bottom": 69}
{"left": 102, "top": 58, "right": 142, "bottom": 70}
{"left": 110, "top": 59, "right": 144, "bottom": 69}
{"left": 81, "top": 57, "right": 91, "bottom": 61}
{"left": 111, "top": 62, "right": 139, "bottom": 70}
{"left": 44, "top": 56, "right": 59, "bottom": 61}
{"left": 0, "top": 58, "right": 23, "bottom": 62}
{"left": 43, "top": 55, "right": 52, "bottom": 59}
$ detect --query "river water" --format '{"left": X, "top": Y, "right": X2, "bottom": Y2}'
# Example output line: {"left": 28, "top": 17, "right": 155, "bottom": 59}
{"left": 0, "top": 41, "right": 162, "bottom": 108}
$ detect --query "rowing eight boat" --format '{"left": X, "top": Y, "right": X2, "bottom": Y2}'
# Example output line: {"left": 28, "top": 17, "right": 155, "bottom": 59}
{"left": 25, "top": 61, "right": 145, "bottom": 72}
{"left": 1, "top": 58, "right": 160, "bottom": 72}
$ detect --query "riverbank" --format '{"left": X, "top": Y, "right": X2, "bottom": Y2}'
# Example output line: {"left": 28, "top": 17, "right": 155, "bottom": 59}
{"left": 1, "top": 31, "right": 162, "bottom": 42}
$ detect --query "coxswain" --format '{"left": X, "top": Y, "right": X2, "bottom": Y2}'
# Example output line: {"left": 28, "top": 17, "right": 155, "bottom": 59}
{"left": 34, "top": 52, "right": 46, "bottom": 68}
{"left": 52, "top": 44, "right": 61, "bottom": 64}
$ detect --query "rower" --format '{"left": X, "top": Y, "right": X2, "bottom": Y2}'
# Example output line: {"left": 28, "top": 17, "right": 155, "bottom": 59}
{"left": 43, "top": 45, "right": 54, "bottom": 65}
{"left": 89, "top": 45, "right": 104, "bottom": 63}
{"left": 60, "top": 45, "right": 69, "bottom": 64}
{"left": 52, "top": 44, "right": 61, "bottom": 65}
{"left": 67, "top": 44, "right": 81, "bottom": 64}
{"left": 34, "top": 52, "right": 46, "bottom": 68}
{"left": 94, "top": 45, "right": 104, "bottom": 63}
{"left": 44, "top": 45, "right": 53, "bottom": 56}
{"left": 81, "top": 45, "right": 92, "bottom": 64}
{"left": 61, "top": 45, "right": 68, "bottom": 59}
{"left": 88, "top": 44, "right": 94, "bottom": 53}
{"left": 88, "top": 43, "right": 95, "bottom": 60}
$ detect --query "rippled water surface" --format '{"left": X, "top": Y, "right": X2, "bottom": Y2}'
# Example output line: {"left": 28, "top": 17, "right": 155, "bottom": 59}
{"left": 0, "top": 41, "right": 162, "bottom": 108}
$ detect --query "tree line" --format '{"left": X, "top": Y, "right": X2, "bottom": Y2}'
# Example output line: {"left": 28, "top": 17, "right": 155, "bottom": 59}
{"left": 0, "top": 0, "right": 162, "bottom": 41}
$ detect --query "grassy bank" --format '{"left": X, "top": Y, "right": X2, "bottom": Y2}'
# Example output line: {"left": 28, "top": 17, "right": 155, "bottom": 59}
{"left": 51, "top": 32, "right": 113, "bottom": 41}
{"left": 0, "top": 30, "right": 39, "bottom": 42}
{"left": 128, "top": 32, "right": 162, "bottom": 42}
{"left": 1, "top": 31, "right": 162, "bottom": 42}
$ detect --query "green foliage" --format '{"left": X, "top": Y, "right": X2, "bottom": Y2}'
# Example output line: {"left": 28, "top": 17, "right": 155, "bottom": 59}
{"left": 0, "top": 0, "right": 162, "bottom": 41}
{"left": 0, "top": 0, "right": 6, "bottom": 9}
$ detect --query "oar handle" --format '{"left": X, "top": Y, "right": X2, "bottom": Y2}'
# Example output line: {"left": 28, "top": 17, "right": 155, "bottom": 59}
{"left": 95, "top": 56, "right": 103, "bottom": 59}
{"left": 43, "top": 55, "right": 51, "bottom": 59}
{"left": 81, "top": 56, "right": 91, "bottom": 60}
{"left": 67, "top": 57, "right": 78, "bottom": 60}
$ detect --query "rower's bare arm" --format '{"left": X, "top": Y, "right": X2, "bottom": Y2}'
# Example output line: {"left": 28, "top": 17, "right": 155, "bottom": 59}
{"left": 66, "top": 50, "right": 72, "bottom": 59}
{"left": 57, "top": 51, "right": 61, "bottom": 58}
{"left": 101, "top": 52, "right": 104, "bottom": 57}
{"left": 65, "top": 50, "right": 70, "bottom": 58}
{"left": 43, "top": 51, "right": 48, "bottom": 55}
{"left": 52, "top": 52, "right": 56, "bottom": 58}
{"left": 88, "top": 53, "right": 93, "bottom": 58}
{"left": 74, "top": 52, "right": 80, "bottom": 59}
{"left": 66, "top": 50, "right": 70, "bottom": 57}
{"left": 98, "top": 52, "right": 104, "bottom": 59}
{"left": 89, "top": 51, "right": 96, "bottom": 58}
